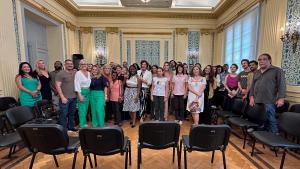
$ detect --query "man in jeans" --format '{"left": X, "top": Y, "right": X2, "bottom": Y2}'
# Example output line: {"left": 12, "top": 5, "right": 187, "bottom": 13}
{"left": 249, "top": 53, "right": 286, "bottom": 134}
{"left": 55, "top": 59, "right": 77, "bottom": 131}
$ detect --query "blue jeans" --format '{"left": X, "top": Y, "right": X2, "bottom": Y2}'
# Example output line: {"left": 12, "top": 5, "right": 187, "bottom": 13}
{"left": 265, "top": 104, "right": 278, "bottom": 134}
{"left": 59, "top": 98, "right": 76, "bottom": 130}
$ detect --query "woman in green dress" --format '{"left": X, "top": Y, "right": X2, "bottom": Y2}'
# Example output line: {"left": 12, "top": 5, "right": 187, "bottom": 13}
{"left": 16, "top": 62, "right": 42, "bottom": 107}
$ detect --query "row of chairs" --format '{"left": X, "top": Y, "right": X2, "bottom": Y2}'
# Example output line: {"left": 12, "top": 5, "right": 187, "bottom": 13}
{"left": 216, "top": 98, "right": 300, "bottom": 169}
{"left": 0, "top": 104, "right": 232, "bottom": 169}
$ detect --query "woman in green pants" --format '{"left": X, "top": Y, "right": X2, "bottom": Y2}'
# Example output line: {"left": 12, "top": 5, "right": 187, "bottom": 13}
{"left": 74, "top": 59, "right": 91, "bottom": 128}
{"left": 89, "top": 65, "right": 109, "bottom": 127}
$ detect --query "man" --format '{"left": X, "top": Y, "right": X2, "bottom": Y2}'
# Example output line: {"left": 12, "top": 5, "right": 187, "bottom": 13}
{"left": 237, "top": 59, "right": 251, "bottom": 100}
{"left": 137, "top": 60, "right": 152, "bottom": 122}
{"left": 50, "top": 61, "right": 63, "bottom": 110}
{"left": 249, "top": 60, "right": 258, "bottom": 72}
{"left": 55, "top": 59, "right": 77, "bottom": 131}
{"left": 249, "top": 53, "right": 286, "bottom": 134}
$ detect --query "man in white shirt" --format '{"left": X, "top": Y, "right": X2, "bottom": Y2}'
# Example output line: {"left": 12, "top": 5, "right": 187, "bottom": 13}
{"left": 137, "top": 60, "right": 152, "bottom": 121}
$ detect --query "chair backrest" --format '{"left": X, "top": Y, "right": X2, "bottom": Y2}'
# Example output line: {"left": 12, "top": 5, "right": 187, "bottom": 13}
{"left": 189, "top": 124, "right": 231, "bottom": 151}
{"left": 0, "top": 97, "right": 17, "bottom": 111}
{"left": 6, "top": 106, "right": 35, "bottom": 129}
{"left": 289, "top": 104, "right": 300, "bottom": 113}
{"left": 17, "top": 123, "right": 69, "bottom": 153}
{"left": 279, "top": 112, "right": 300, "bottom": 139}
{"left": 276, "top": 101, "right": 290, "bottom": 114}
{"left": 231, "top": 98, "right": 247, "bottom": 116}
{"left": 245, "top": 104, "right": 266, "bottom": 125}
{"left": 34, "top": 100, "right": 56, "bottom": 118}
{"left": 139, "top": 121, "right": 180, "bottom": 149}
{"left": 79, "top": 127, "right": 124, "bottom": 155}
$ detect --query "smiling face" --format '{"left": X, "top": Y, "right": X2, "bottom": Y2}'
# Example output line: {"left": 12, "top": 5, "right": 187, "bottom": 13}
{"left": 79, "top": 60, "right": 88, "bottom": 71}
{"left": 91, "top": 66, "right": 99, "bottom": 76}
{"left": 241, "top": 61, "right": 249, "bottom": 70}
{"left": 37, "top": 60, "right": 45, "bottom": 70}
{"left": 151, "top": 66, "right": 158, "bottom": 74}
{"left": 64, "top": 60, "right": 74, "bottom": 71}
{"left": 192, "top": 66, "right": 200, "bottom": 76}
{"left": 163, "top": 63, "right": 170, "bottom": 71}
{"left": 22, "top": 63, "right": 31, "bottom": 74}
{"left": 230, "top": 65, "right": 237, "bottom": 73}
{"left": 129, "top": 65, "right": 137, "bottom": 75}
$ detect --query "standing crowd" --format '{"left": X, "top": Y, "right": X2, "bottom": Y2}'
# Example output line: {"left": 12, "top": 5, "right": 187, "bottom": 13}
{"left": 15, "top": 53, "right": 286, "bottom": 134}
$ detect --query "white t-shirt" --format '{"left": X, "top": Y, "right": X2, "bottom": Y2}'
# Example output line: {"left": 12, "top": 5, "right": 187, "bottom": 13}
{"left": 152, "top": 77, "right": 168, "bottom": 96}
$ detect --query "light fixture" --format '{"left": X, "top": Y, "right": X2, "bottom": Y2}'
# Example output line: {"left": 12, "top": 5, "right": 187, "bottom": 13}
{"left": 280, "top": 23, "right": 299, "bottom": 53}
{"left": 140, "top": 0, "right": 151, "bottom": 4}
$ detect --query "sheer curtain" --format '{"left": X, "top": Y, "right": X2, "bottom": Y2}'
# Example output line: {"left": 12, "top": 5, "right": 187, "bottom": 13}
{"left": 224, "top": 6, "right": 260, "bottom": 67}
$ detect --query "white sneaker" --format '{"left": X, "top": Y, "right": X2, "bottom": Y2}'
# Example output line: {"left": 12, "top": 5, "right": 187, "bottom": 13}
{"left": 179, "top": 121, "right": 183, "bottom": 125}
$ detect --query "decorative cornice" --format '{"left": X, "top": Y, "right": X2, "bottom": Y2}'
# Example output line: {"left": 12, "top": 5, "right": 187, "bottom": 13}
{"left": 176, "top": 28, "right": 188, "bottom": 35}
{"left": 105, "top": 27, "right": 119, "bottom": 34}
{"left": 80, "top": 27, "right": 92, "bottom": 34}
{"left": 123, "top": 32, "right": 172, "bottom": 35}
{"left": 200, "top": 29, "right": 215, "bottom": 35}
{"left": 52, "top": 0, "right": 240, "bottom": 19}
{"left": 216, "top": 23, "right": 226, "bottom": 33}
{"left": 66, "top": 21, "right": 76, "bottom": 31}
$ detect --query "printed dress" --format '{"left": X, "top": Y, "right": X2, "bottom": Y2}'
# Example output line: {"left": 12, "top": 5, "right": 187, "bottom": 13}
{"left": 186, "top": 77, "right": 206, "bottom": 113}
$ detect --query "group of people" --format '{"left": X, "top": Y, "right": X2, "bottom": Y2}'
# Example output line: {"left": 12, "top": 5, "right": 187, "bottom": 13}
{"left": 15, "top": 53, "right": 286, "bottom": 134}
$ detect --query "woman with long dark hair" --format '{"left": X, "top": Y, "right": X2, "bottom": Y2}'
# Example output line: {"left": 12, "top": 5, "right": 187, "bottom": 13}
{"left": 203, "top": 65, "right": 217, "bottom": 124}
{"left": 123, "top": 65, "right": 141, "bottom": 127}
{"left": 16, "top": 62, "right": 42, "bottom": 107}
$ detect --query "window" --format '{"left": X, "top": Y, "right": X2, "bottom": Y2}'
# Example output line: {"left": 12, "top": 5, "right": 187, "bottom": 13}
{"left": 224, "top": 6, "right": 260, "bottom": 67}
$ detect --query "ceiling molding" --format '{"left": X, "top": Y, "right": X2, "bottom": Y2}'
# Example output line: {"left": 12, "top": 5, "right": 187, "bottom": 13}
{"left": 80, "top": 27, "right": 93, "bottom": 33}
{"left": 52, "top": 0, "right": 239, "bottom": 19}
{"left": 123, "top": 32, "right": 172, "bottom": 35}
{"left": 105, "top": 27, "right": 119, "bottom": 34}
{"left": 66, "top": 21, "right": 77, "bottom": 31}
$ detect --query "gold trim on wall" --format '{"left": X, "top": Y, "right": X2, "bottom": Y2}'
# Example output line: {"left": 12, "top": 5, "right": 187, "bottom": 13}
{"left": 80, "top": 27, "right": 92, "bottom": 34}
{"left": 123, "top": 32, "right": 172, "bottom": 35}
{"left": 176, "top": 28, "right": 188, "bottom": 35}
{"left": 66, "top": 21, "right": 76, "bottom": 31}
{"left": 105, "top": 27, "right": 119, "bottom": 34}
{"left": 200, "top": 29, "right": 215, "bottom": 35}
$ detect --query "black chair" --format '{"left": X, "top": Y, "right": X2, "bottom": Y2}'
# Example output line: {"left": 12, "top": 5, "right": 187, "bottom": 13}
{"left": 79, "top": 127, "right": 131, "bottom": 169}
{"left": 289, "top": 104, "right": 300, "bottom": 113}
{"left": 5, "top": 106, "right": 35, "bottom": 129}
{"left": 0, "top": 97, "right": 18, "bottom": 132}
{"left": 251, "top": 112, "right": 300, "bottom": 169}
{"left": 217, "top": 98, "right": 247, "bottom": 119}
{"left": 34, "top": 100, "right": 59, "bottom": 122}
{"left": 227, "top": 104, "right": 266, "bottom": 149}
{"left": 0, "top": 116, "right": 21, "bottom": 157}
{"left": 18, "top": 123, "right": 80, "bottom": 169}
{"left": 138, "top": 121, "right": 180, "bottom": 169}
{"left": 180, "top": 124, "right": 231, "bottom": 169}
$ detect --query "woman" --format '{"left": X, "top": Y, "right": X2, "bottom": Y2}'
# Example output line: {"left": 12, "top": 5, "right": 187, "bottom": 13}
{"left": 102, "top": 64, "right": 113, "bottom": 121}
{"left": 74, "top": 59, "right": 91, "bottom": 128}
{"left": 16, "top": 62, "right": 42, "bottom": 107}
{"left": 224, "top": 64, "right": 239, "bottom": 110}
{"left": 183, "top": 63, "right": 189, "bottom": 75}
{"left": 186, "top": 65, "right": 206, "bottom": 125}
{"left": 163, "top": 62, "right": 173, "bottom": 120}
{"left": 151, "top": 67, "right": 168, "bottom": 121}
{"left": 203, "top": 65, "right": 217, "bottom": 124}
{"left": 171, "top": 64, "right": 188, "bottom": 124}
{"left": 151, "top": 65, "right": 158, "bottom": 78}
{"left": 90, "top": 65, "right": 109, "bottom": 127}
{"left": 123, "top": 65, "right": 141, "bottom": 127}
{"left": 34, "top": 59, "right": 52, "bottom": 101}
{"left": 110, "top": 71, "right": 123, "bottom": 126}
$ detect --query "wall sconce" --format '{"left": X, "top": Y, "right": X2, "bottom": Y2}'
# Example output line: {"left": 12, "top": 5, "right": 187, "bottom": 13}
{"left": 280, "top": 22, "right": 300, "bottom": 53}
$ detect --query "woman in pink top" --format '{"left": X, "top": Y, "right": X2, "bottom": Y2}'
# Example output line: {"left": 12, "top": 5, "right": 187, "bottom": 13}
{"left": 224, "top": 64, "right": 239, "bottom": 110}
{"left": 109, "top": 71, "right": 123, "bottom": 126}
{"left": 171, "top": 64, "right": 188, "bottom": 124}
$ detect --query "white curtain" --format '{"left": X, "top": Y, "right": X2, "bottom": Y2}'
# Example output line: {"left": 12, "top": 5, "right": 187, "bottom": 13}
{"left": 224, "top": 6, "right": 260, "bottom": 67}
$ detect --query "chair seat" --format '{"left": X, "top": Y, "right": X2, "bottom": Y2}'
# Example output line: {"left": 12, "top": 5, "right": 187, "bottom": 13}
{"left": 217, "top": 110, "right": 240, "bottom": 118}
{"left": 228, "top": 117, "right": 259, "bottom": 128}
{"left": 0, "top": 132, "right": 21, "bottom": 147}
{"left": 50, "top": 136, "right": 80, "bottom": 154}
{"left": 252, "top": 131, "right": 300, "bottom": 149}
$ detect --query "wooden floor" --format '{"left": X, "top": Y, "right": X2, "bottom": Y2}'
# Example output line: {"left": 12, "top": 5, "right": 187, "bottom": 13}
{"left": 1, "top": 116, "right": 300, "bottom": 169}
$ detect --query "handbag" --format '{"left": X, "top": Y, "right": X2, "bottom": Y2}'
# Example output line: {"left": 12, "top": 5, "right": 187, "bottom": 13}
{"left": 189, "top": 101, "right": 199, "bottom": 112}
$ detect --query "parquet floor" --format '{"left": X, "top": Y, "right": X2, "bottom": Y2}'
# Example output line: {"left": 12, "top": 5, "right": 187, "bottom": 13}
{"left": 1, "top": 116, "right": 300, "bottom": 169}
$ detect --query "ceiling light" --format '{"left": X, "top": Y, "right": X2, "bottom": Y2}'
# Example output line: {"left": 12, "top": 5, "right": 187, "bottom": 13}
{"left": 140, "top": 0, "right": 151, "bottom": 3}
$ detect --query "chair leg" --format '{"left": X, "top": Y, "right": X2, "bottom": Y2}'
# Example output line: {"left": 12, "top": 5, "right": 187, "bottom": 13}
{"left": 251, "top": 139, "right": 256, "bottom": 156}
{"left": 8, "top": 145, "right": 13, "bottom": 158}
{"left": 177, "top": 145, "right": 181, "bottom": 169}
{"left": 137, "top": 144, "right": 141, "bottom": 169}
{"left": 53, "top": 155, "right": 59, "bottom": 167}
{"left": 222, "top": 150, "right": 227, "bottom": 169}
{"left": 88, "top": 154, "right": 93, "bottom": 168}
{"left": 173, "top": 146, "right": 175, "bottom": 163}
{"left": 12, "top": 145, "right": 17, "bottom": 153}
{"left": 211, "top": 150, "right": 215, "bottom": 163}
{"left": 125, "top": 149, "right": 128, "bottom": 169}
{"left": 94, "top": 154, "right": 97, "bottom": 167}
{"left": 72, "top": 150, "right": 78, "bottom": 169}
{"left": 29, "top": 153, "right": 37, "bottom": 169}
{"left": 274, "top": 148, "right": 278, "bottom": 157}
{"left": 242, "top": 129, "right": 247, "bottom": 149}
{"left": 83, "top": 155, "right": 87, "bottom": 169}
{"left": 184, "top": 147, "right": 187, "bottom": 169}
{"left": 280, "top": 150, "right": 286, "bottom": 169}
{"left": 129, "top": 140, "right": 132, "bottom": 165}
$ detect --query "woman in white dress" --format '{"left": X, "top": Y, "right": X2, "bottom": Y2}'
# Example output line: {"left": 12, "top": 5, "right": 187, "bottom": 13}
{"left": 186, "top": 65, "right": 206, "bottom": 125}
